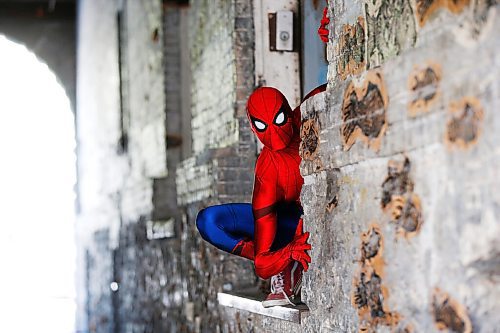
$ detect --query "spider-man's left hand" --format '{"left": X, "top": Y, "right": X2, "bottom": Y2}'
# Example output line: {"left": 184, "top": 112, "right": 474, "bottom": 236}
{"left": 318, "top": 6, "right": 330, "bottom": 43}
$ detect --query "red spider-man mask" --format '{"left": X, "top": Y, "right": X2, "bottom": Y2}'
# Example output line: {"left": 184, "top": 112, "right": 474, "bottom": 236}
{"left": 247, "top": 87, "right": 294, "bottom": 151}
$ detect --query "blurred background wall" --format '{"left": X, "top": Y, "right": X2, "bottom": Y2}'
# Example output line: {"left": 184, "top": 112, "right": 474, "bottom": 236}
{"left": 1, "top": 0, "right": 498, "bottom": 332}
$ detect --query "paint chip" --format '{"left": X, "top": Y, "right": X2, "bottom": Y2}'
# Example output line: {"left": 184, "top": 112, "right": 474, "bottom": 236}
{"left": 381, "top": 157, "right": 423, "bottom": 238}
{"left": 408, "top": 63, "right": 442, "bottom": 117}
{"left": 432, "top": 288, "right": 472, "bottom": 333}
{"left": 361, "top": 226, "right": 382, "bottom": 260}
{"left": 300, "top": 118, "right": 320, "bottom": 161}
{"left": 353, "top": 224, "right": 400, "bottom": 331}
{"left": 341, "top": 70, "right": 388, "bottom": 152}
{"left": 445, "top": 97, "right": 484, "bottom": 149}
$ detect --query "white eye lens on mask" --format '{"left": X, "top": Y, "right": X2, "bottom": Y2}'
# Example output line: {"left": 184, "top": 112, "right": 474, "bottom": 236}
{"left": 254, "top": 120, "right": 266, "bottom": 130}
{"left": 274, "top": 111, "right": 285, "bottom": 125}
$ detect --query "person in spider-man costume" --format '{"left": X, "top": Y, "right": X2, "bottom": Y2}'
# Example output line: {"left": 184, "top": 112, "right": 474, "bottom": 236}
{"left": 196, "top": 6, "right": 330, "bottom": 308}
{"left": 196, "top": 84, "right": 326, "bottom": 307}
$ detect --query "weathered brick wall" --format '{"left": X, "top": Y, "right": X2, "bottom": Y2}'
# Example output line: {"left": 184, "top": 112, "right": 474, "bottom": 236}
{"left": 85, "top": 229, "right": 114, "bottom": 333}
{"left": 176, "top": 0, "right": 256, "bottom": 203}
{"left": 189, "top": 1, "right": 238, "bottom": 154}
{"left": 218, "top": 1, "right": 500, "bottom": 332}
{"left": 175, "top": 1, "right": 259, "bottom": 331}
{"left": 115, "top": 218, "right": 184, "bottom": 333}
{"left": 299, "top": 1, "right": 499, "bottom": 331}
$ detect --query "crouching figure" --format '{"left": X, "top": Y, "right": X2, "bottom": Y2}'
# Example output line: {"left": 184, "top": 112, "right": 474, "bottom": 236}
{"left": 196, "top": 84, "right": 325, "bottom": 307}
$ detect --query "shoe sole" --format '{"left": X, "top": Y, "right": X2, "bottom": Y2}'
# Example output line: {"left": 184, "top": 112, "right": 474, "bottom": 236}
{"left": 262, "top": 293, "right": 295, "bottom": 308}
{"left": 262, "top": 298, "right": 295, "bottom": 308}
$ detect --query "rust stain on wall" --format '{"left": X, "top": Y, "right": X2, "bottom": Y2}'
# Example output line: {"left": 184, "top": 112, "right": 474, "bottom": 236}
{"left": 353, "top": 224, "right": 400, "bottom": 332}
{"left": 336, "top": 17, "right": 366, "bottom": 80}
{"left": 381, "top": 157, "right": 423, "bottom": 238}
{"left": 445, "top": 97, "right": 484, "bottom": 149}
{"left": 408, "top": 62, "right": 442, "bottom": 117}
{"left": 341, "top": 70, "right": 389, "bottom": 152}
{"left": 300, "top": 118, "right": 320, "bottom": 161}
{"left": 432, "top": 288, "right": 472, "bottom": 333}
{"left": 416, "top": 0, "right": 471, "bottom": 26}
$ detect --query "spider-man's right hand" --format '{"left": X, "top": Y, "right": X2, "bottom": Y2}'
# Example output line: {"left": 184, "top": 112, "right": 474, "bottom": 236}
{"left": 288, "top": 232, "right": 312, "bottom": 271}
{"left": 286, "top": 219, "right": 312, "bottom": 270}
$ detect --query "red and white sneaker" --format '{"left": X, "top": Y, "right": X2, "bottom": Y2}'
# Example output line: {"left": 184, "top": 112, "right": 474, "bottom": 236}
{"left": 286, "top": 260, "right": 303, "bottom": 298}
{"left": 261, "top": 261, "right": 303, "bottom": 308}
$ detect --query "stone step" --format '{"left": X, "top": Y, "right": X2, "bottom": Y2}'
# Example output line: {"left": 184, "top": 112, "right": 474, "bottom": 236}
{"left": 217, "top": 288, "right": 309, "bottom": 323}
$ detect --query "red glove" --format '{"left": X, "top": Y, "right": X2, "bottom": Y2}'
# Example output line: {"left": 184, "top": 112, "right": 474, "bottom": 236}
{"left": 318, "top": 7, "right": 330, "bottom": 43}
{"left": 254, "top": 217, "right": 312, "bottom": 279}
{"left": 287, "top": 219, "right": 312, "bottom": 271}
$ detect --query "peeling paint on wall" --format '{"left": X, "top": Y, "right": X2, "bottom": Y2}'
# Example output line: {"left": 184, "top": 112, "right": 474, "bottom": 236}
{"left": 408, "top": 62, "right": 442, "bottom": 117}
{"left": 336, "top": 17, "right": 366, "bottom": 80}
{"left": 432, "top": 288, "right": 472, "bottom": 333}
{"left": 353, "top": 224, "right": 401, "bottom": 332}
{"left": 381, "top": 157, "right": 423, "bottom": 238}
{"left": 300, "top": 118, "right": 320, "bottom": 161}
{"left": 361, "top": 225, "right": 383, "bottom": 261}
{"left": 341, "top": 70, "right": 388, "bottom": 151}
{"left": 445, "top": 96, "right": 484, "bottom": 149}
{"left": 365, "top": 0, "right": 417, "bottom": 67}
{"left": 416, "top": 0, "right": 471, "bottom": 26}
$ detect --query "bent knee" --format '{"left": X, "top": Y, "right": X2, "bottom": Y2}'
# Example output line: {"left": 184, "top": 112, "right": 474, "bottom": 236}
{"left": 254, "top": 256, "right": 273, "bottom": 280}
{"left": 196, "top": 208, "right": 214, "bottom": 241}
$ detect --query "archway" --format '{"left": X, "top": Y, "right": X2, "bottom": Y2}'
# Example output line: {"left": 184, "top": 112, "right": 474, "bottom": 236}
{"left": 0, "top": 35, "right": 76, "bottom": 332}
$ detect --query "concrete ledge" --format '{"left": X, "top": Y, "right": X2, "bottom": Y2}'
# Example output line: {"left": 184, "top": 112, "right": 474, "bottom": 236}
{"left": 217, "top": 289, "right": 309, "bottom": 323}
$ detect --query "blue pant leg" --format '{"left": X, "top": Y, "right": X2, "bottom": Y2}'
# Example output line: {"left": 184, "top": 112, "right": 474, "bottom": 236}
{"left": 196, "top": 202, "right": 301, "bottom": 253}
{"left": 196, "top": 203, "right": 254, "bottom": 253}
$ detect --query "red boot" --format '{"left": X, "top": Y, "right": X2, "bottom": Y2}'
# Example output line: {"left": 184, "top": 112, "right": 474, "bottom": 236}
{"left": 262, "top": 261, "right": 303, "bottom": 308}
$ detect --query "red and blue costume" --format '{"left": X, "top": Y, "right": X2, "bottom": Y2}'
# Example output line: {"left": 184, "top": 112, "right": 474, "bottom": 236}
{"left": 197, "top": 84, "right": 326, "bottom": 279}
